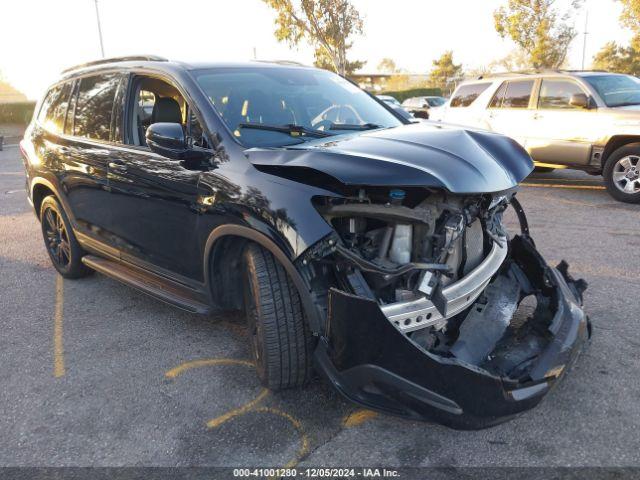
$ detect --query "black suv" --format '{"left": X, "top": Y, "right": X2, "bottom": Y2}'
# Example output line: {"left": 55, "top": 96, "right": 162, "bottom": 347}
{"left": 21, "top": 56, "right": 590, "bottom": 429}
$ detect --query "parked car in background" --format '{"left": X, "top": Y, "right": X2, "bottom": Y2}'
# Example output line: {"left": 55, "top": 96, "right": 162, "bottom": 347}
{"left": 402, "top": 95, "right": 447, "bottom": 119}
{"left": 437, "top": 71, "right": 640, "bottom": 203}
{"left": 21, "top": 56, "right": 589, "bottom": 429}
{"left": 377, "top": 94, "right": 415, "bottom": 121}
{"left": 376, "top": 94, "right": 402, "bottom": 107}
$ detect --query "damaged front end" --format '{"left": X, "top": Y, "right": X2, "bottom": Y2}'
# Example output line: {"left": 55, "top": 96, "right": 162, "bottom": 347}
{"left": 301, "top": 187, "right": 590, "bottom": 429}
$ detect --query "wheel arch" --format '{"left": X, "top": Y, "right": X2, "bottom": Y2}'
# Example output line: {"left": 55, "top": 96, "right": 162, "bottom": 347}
{"left": 204, "top": 224, "right": 322, "bottom": 333}
{"left": 602, "top": 136, "right": 640, "bottom": 168}
{"left": 30, "top": 177, "right": 59, "bottom": 220}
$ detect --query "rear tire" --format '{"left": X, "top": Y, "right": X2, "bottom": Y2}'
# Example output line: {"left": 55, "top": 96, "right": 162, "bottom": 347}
{"left": 242, "top": 243, "right": 314, "bottom": 390}
{"left": 603, "top": 144, "right": 640, "bottom": 203}
{"left": 40, "top": 195, "right": 92, "bottom": 279}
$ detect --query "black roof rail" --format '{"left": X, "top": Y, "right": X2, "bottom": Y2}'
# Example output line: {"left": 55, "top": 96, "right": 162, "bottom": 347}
{"left": 61, "top": 55, "right": 168, "bottom": 74}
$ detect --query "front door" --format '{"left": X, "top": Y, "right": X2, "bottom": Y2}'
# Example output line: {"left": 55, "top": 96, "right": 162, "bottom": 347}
{"left": 526, "top": 78, "right": 595, "bottom": 166}
{"left": 105, "top": 73, "right": 210, "bottom": 282}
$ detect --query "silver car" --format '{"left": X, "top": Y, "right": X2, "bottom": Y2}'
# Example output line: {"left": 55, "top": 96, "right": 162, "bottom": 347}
{"left": 436, "top": 71, "right": 640, "bottom": 203}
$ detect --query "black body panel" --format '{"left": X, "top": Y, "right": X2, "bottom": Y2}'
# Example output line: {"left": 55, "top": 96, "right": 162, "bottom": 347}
{"left": 314, "top": 236, "right": 590, "bottom": 429}
{"left": 248, "top": 122, "right": 534, "bottom": 194}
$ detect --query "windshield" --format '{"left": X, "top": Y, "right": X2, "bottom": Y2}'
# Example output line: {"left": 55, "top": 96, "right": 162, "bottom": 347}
{"left": 583, "top": 74, "right": 640, "bottom": 107}
{"left": 194, "top": 67, "right": 402, "bottom": 147}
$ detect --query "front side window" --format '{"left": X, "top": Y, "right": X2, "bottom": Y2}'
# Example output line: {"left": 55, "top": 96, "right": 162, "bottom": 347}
{"left": 74, "top": 73, "right": 121, "bottom": 141}
{"left": 194, "top": 67, "right": 402, "bottom": 147}
{"left": 583, "top": 74, "right": 640, "bottom": 107}
{"left": 538, "top": 80, "right": 584, "bottom": 109}
{"left": 450, "top": 83, "right": 491, "bottom": 108}
{"left": 37, "top": 82, "right": 72, "bottom": 134}
{"left": 127, "top": 75, "right": 208, "bottom": 149}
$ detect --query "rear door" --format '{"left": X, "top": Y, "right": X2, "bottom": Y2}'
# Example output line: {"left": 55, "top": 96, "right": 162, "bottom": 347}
{"left": 527, "top": 78, "right": 595, "bottom": 165}
{"left": 58, "top": 72, "right": 126, "bottom": 247}
{"left": 441, "top": 82, "right": 493, "bottom": 127}
{"left": 483, "top": 79, "right": 536, "bottom": 147}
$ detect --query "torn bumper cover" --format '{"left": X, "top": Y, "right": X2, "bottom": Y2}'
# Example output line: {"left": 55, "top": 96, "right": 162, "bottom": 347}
{"left": 314, "top": 235, "right": 591, "bottom": 430}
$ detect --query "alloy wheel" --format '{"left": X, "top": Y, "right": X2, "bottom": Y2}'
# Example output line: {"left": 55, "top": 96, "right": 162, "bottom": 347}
{"left": 612, "top": 155, "right": 640, "bottom": 194}
{"left": 43, "top": 207, "right": 71, "bottom": 268}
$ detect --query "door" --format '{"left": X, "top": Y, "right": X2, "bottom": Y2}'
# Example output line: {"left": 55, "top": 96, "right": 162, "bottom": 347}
{"left": 527, "top": 78, "right": 595, "bottom": 165}
{"left": 483, "top": 79, "right": 536, "bottom": 147}
{"left": 58, "top": 73, "right": 125, "bottom": 246}
{"left": 105, "top": 74, "right": 209, "bottom": 282}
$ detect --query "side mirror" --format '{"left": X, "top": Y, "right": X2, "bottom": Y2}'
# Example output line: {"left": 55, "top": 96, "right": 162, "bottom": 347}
{"left": 146, "top": 122, "right": 211, "bottom": 162}
{"left": 569, "top": 93, "right": 590, "bottom": 109}
{"left": 146, "top": 122, "right": 187, "bottom": 159}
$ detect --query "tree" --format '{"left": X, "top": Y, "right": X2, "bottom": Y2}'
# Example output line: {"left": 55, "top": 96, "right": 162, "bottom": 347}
{"left": 494, "top": 0, "right": 583, "bottom": 69}
{"left": 313, "top": 46, "right": 364, "bottom": 75}
{"left": 592, "top": 0, "right": 640, "bottom": 75}
{"left": 592, "top": 38, "right": 640, "bottom": 75}
{"left": 262, "top": 0, "right": 364, "bottom": 75}
{"left": 377, "top": 58, "right": 398, "bottom": 74}
{"left": 429, "top": 51, "right": 463, "bottom": 94}
{"left": 619, "top": 0, "right": 640, "bottom": 31}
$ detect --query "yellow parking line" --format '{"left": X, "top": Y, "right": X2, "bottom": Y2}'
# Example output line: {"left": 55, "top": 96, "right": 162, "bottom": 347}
{"left": 53, "top": 275, "right": 65, "bottom": 378}
{"left": 164, "top": 358, "right": 254, "bottom": 379}
{"left": 521, "top": 183, "right": 606, "bottom": 190}
{"left": 254, "top": 407, "right": 310, "bottom": 473}
{"left": 342, "top": 409, "right": 378, "bottom": 427}
{"left": 207, "top": 388, "right": 270, "bottom": 428}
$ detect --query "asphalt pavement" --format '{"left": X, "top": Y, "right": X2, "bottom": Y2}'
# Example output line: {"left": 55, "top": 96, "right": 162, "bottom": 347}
{"left": 1, "top": 146, "right": 639, "bottom": 473}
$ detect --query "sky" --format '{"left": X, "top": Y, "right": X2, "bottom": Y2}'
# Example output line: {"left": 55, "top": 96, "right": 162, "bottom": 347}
{"left": 0, "top": 0, "right": 632, "bottom": 100}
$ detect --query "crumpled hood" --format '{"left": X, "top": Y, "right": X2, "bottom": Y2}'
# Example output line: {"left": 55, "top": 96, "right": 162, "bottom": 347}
{"left": 246, "top": 122, "right": 534, "bottom": 194}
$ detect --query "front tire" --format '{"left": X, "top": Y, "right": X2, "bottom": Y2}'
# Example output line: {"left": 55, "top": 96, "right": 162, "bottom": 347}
{"left": 40, "top": 196, "right": 92, "bottom": 278}
{"left": 603, "top": 144, "right": 640, "bottom": 203}
{"left": 242, "top": 243, "right": 314, "bottom": 390}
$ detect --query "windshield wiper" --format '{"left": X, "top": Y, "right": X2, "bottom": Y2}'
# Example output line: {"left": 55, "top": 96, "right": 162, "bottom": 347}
{"left": 237, "top": 122, "right": 332, "bottom": 138}
{"left": 329, "top": 122, "right": 383, "bottom": 131}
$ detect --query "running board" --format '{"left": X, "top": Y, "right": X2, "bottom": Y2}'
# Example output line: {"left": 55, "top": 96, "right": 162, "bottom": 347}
{"left": 81, "top": 255, "right": 211, "bottom": 314}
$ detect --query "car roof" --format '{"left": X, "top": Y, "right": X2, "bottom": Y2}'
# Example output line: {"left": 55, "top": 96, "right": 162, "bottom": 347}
{"left": 59, "top": 55, "right": 320, "bottom": 79}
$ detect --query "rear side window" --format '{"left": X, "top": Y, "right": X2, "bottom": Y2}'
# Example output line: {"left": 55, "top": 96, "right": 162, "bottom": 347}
{"left": 538, "top": 80, "right": 584, "bottom": 109}
{"left": 450, "top": 83, "right": 491, "bottom": 107}
{"left": 37, "top": 82, "right": 72, "bottom": 134}
{"left": 491, "top": 80, "right": 534, "bottom": 109}
{"left": 73, "top": 73, "right": 121, "bottom": 141}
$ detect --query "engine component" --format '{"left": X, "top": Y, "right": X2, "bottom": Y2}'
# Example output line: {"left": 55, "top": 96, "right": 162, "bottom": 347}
{"left": 389, "top": 224, "right": 412, "bottom": 264}
{"left": 449, "top": 269, "right": 521, "bottom": 365}
{"left": 463, "top": 219, "right": 485, "bottom": 275}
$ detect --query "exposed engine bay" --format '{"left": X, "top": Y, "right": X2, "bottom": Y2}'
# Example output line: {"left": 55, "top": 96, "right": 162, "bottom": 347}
{"left": 304, "top": 186, "right": 587, "bottom": 381}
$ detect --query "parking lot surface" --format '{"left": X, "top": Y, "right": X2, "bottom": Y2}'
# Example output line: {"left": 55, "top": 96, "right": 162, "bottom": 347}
{"left": 1, "top": 145, "right": 640, "bottom": 471}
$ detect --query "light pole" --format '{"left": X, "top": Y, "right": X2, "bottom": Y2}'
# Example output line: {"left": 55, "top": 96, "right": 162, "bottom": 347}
{"left": 94, "top": 0, "right": 105, "bottom": 58}
{"left": 581, "top": 9, "right": 589, "bottom": 70}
